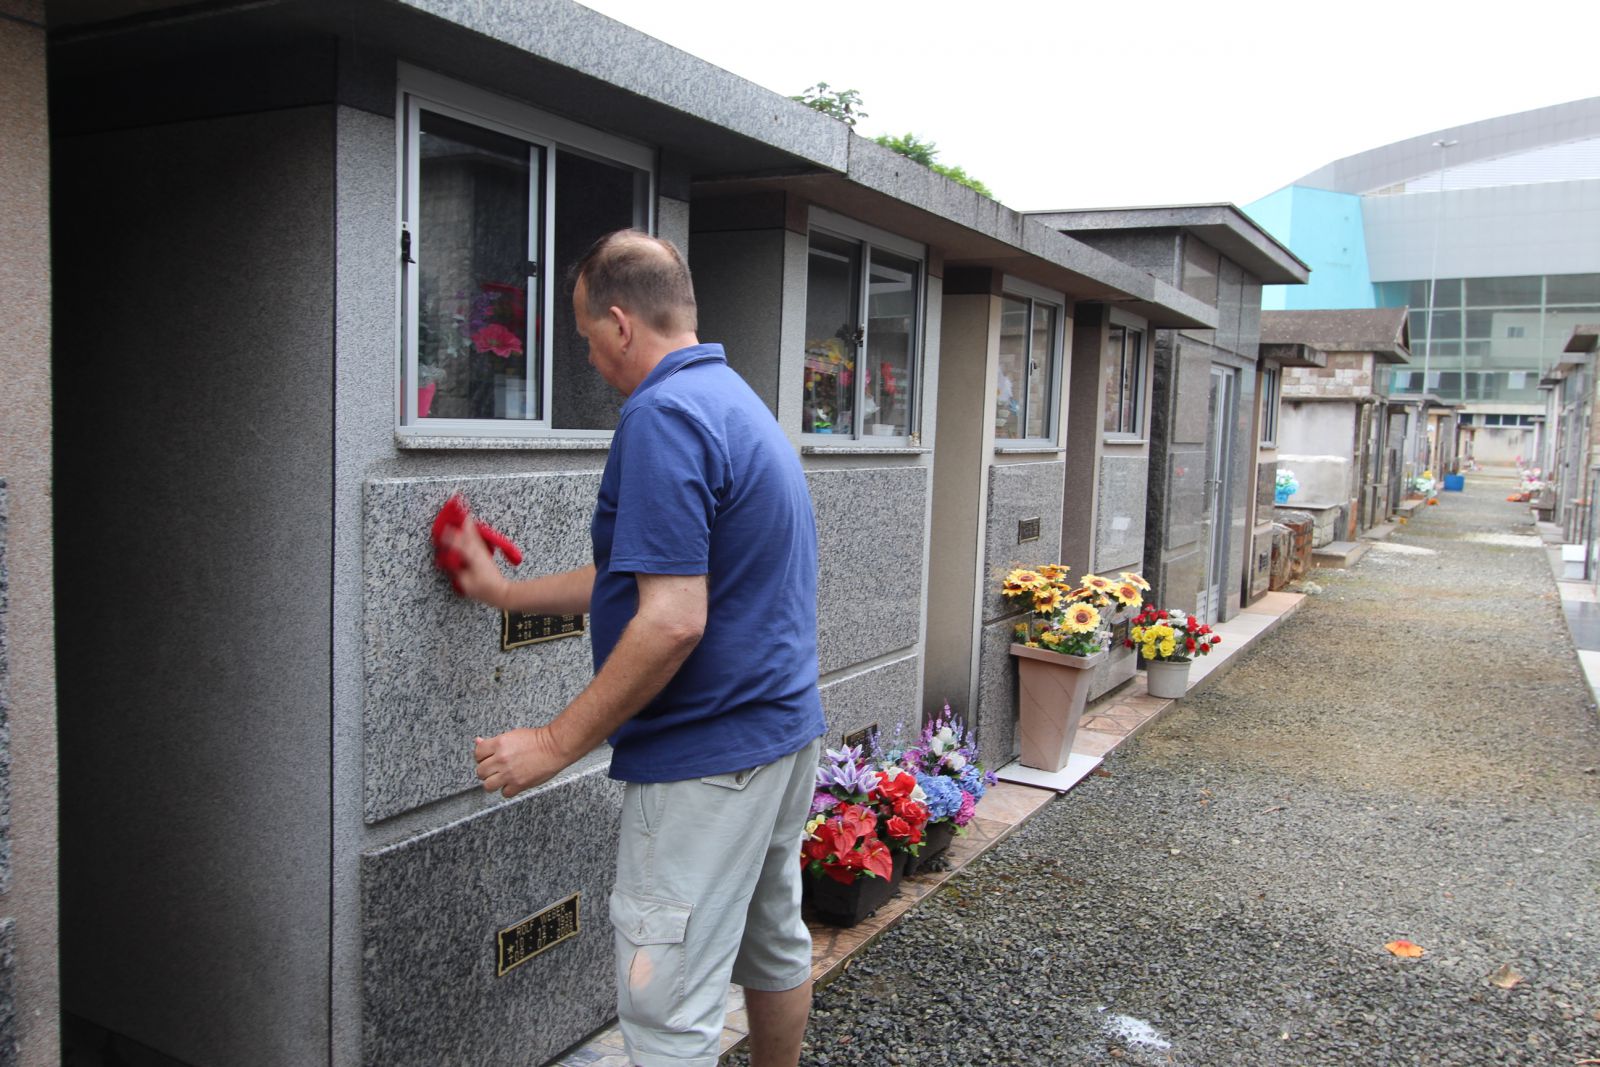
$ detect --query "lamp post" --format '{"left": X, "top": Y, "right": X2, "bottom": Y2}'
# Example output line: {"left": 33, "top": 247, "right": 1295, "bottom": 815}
{"left": 1421, "top": 137, "right": 1457, "bottom": 473}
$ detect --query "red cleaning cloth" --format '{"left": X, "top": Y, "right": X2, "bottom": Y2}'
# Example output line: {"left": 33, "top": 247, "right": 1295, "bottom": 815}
{"left": 431, "top": 493, "right": 523, "bottom": 594}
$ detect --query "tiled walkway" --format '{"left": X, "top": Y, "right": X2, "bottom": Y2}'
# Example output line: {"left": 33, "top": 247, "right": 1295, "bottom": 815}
{"left": 550, "top": 590, "right": 1304, "bottom": 1066}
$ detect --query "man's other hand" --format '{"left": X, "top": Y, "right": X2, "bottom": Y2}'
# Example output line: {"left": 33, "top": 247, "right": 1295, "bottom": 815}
{"left": 474, "top": 727, "right": 567, "bottom": 798}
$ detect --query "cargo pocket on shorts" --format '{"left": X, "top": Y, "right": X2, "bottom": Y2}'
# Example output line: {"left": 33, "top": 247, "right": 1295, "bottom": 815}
{"left": 609, "top": 889, "right": 693, "bottom": 1030}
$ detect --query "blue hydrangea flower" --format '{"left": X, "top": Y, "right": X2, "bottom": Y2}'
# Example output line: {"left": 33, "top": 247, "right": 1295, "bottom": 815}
{"left": 916, "top": 773, "right": 964, "bottom": 822}
{"left": 957, "top": 764, "right": 989, "bottom": 801}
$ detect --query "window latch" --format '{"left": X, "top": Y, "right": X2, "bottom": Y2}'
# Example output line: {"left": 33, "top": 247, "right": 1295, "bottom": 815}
{"left": 400, "top": 227, "right": 415, "bottom": 264}
{"left": 523, "top": 260, "right": 540, "bottom": 278}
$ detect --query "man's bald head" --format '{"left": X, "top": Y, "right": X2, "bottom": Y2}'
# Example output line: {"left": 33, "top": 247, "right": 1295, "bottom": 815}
{"left": 571, "top": 230, "right": 697, "bottom": 335}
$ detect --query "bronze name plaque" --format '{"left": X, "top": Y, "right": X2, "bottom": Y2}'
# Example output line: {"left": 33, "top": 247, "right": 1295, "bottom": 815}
{"left": 842, "top": 724, "right": 878, "bottom": 751}
{"left": 497, "top": 893, "right": 580, "bottom": 977}
{"left": 501, "top": 612, "right": 585, "bottom": 651}
{"left": 1017, "top": 517, "right": 1041, "bottom": 544}
{"left": 1110, "top": 619, "right": 1130, "bottom": 648}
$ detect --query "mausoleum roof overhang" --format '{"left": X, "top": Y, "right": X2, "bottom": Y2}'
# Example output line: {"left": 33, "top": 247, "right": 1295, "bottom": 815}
{"left": 1257, "top": 342, "right": 1327, "bottom": 369}
{"left": 49, "top": 0, "right": 1214, "bottom": 331}
{"left": 1024, "top": 204, "right": 1311, "bottom": 286}
{"left": 1260, "top": 308, "right": 1413, "bottom": 364}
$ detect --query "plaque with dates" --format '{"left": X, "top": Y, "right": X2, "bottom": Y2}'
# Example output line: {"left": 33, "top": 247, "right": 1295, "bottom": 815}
{"left": 1110, "top": 618, "right": 1130, "bottom": 648}
{"left": 1017, "top": 517, "right": 1041, "bottom": 544}
{"left": 497, "top": 893, "right": 580, "bottom": 977}
{"left": 501, "top": 611, "right": 585, "bottom": 651}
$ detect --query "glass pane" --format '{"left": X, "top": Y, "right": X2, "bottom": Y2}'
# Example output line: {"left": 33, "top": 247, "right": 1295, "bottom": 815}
{"left": 1102, "top": 325, "right": 1126, "bottom": 433}
{"left": 1547, "top": 274, "right": 1600, "bottom": 305}
{"left": 1373, "top": 282, "right": 1410, "bottom": 308}
{"left": 1464, "top": 276, "right": 1540, "bottom": 306}
{"left": 803, "top": 232, "right": 861, "bottom": 435}
{"left": 994, "top": 296, "right": 1028, "bottom": 439}
{"left": 1026, "top": 303, "right": 1057, "bottom": 439}
{"left": 1430, "top": 279, "right": 1462, "bottom": 307}
{"left": 1428, "top": 309, "right": 1462, "bottom": 340}
{"left": 1123, "top": 331, "right": 1142, "bottom": 435}
{"left": 552, "top": 149, "right": 646, "bottom": 431}
{"left": 416, "top": 110, "right": 537, "bottom": 422}
{"left": 863, "top": 248, "right": 917, "bottom": 437}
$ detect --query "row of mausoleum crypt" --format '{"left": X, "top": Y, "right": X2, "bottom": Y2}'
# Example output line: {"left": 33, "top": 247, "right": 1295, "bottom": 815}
{"left": 10, "top": 2, "right": 1554, "bottom": 1065}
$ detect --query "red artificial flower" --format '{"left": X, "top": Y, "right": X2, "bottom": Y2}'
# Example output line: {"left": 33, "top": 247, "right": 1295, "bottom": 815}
{"left": 887, "top": 816, "right": 912, "bottom": 841}
{"left": 894, "top": 798, "right": 929, "bottom": 825}
{"left": 472, "top": 323, "right": 524, "bottom": 358}
{"left": 1185, "top": 637, "right": 1196, "bottom": 652}
{"left": 877, "top": 769, "right": 916, "bottom": 801}
{"left": 1187, "top": 616, "right": 1198, "bottom": 630}
{"left": 861, "top": 839, "right": 894, "bottom": 880}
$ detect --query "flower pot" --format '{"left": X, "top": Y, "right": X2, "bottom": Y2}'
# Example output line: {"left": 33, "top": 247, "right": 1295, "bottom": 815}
{"left": 803, "top": 857, "right": 903, "bottom": 927}
{"left": 1011, "top": 643, "right": 1105, "bottom": 773}
{"left": 1144, "top": 659, "right": 1191, "bottom": 699}
{"left": 903, "top": 820, "right": 957, "bottom": 877}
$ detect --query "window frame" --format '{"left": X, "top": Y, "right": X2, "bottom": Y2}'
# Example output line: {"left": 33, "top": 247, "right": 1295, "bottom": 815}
{"left": 800, "top": 208, "right": 926, "bottom": 443}
{"left": 1102, "top": 308, "right": 1147, "bottom": 441}
{"left": 994, "top": 275, "right": 1067, "bottom": 446}
{"left": 1259, "top": 364, "right": 1280, "bottom": 446}
{"left": 396, "top": 66, "right": 657, "bottom": 440}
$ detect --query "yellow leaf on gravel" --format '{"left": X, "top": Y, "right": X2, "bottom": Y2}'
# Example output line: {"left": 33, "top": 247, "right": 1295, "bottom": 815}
{"left": 1488, "top": 963, "right": 1524, "bottom": 989}
{"left": 1384, "top": 940, "right": 1425, "bottom": 958}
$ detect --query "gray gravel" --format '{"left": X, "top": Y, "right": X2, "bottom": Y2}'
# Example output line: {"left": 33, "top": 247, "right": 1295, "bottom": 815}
{"left": 739, "top": 473, "right": 1600, "bottom": 1065}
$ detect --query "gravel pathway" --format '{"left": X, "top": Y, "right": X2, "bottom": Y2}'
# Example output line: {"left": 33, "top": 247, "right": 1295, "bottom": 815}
{"left": 747, "top": 473, "right": 1600, "bottom": 1065}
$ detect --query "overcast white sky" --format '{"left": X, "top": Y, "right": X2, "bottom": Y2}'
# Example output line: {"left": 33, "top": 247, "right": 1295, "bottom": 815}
{"left": 579, "top": 0, "right": 1597, "bottom": 212}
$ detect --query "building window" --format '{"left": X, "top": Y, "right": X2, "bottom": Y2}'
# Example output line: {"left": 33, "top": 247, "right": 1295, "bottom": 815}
{"left": 1102, "top": 323, "right": 1145, "bottom": 436}
{"left": 994, "top": 285, "right": 1063, "bottom": 441}
{"left": 398, "top": 69, "right": 654, "bottom": 435}
{"left": 801, "top": 213, "right": 923, "bottom": 438}
{"left": 1259, "top": 365, "right": 1280, "bottom": 444}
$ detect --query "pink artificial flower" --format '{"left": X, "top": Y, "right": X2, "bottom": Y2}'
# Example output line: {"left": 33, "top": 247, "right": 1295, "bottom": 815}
{"left": 472, "top": 323, "right": 523, "bottom": 358}
{"left": 953, "top": 791, "right": 977, "bottom": 827}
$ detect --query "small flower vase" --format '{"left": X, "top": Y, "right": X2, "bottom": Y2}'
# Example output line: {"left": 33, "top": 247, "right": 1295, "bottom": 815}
{"left": 1144, "top": 659, "right": 1191, "bottom": 699}
{"left": 903, "top": 820, "right": 958, "bottom": 877}
{"left": 1011, "top": 644, "right": 1105, "bottom": 773}
{"left": 803, "top": 859, "right": 903, "bottom": 927}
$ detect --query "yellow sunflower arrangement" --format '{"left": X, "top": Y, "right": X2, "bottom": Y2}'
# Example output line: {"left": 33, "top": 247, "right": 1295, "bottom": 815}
{"left": 1002, "top": 565, "right": 1150, "bottom": 658}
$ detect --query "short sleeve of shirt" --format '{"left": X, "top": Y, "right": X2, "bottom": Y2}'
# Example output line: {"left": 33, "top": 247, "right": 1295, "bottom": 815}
{"left": 607, "top": 403, "right": 726, "bottom": 575}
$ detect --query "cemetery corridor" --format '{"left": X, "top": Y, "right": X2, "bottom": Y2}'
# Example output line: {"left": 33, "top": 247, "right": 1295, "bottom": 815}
{"left": 745, "top": 471, "right": 1600, "bottom": 1065}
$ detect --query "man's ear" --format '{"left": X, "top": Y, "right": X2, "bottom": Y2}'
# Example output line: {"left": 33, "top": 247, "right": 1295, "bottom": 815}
{"left": 608, "top": 303, "right": 632, "bottom": 345}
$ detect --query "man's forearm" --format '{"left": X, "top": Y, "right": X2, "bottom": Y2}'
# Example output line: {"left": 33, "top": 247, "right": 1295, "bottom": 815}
{"left": 493, "top": 564, "right": 596, "bottom": 615}
{"left": 544, "top": 598, "right": 700, "bottom": 761}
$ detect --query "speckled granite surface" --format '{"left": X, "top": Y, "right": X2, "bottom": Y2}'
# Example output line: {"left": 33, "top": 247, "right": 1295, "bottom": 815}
{"left": 975, "top": 618, "right": 1020, "bottom": 769}
{"left": 0, "top": 917, "right": 12, "bottom": 1065}
{"left": 811, "top": 467, "right": 928, "bottom": 675}
{"left": 1095, "top": 454, "right": 1147, "bottom": 574}
{"left": 362, "top": 472, "right": 601, "bottom": 822}
{"left": 0, "top": 480, "right": 9, "bottom": 891}
{"left": 361, "top": 766, "right": 623, "bottom": 1067}
{"left": 819, "top": 653, "right": 921, "bottom": 751}
{"left": 982, "top": 461, "right": 1065, "bottom": 624}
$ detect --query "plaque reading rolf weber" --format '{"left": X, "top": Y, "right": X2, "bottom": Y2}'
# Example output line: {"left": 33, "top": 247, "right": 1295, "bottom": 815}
{"left": 497, "top": 893, "right": 581, "bottom": 977}
{"left": 501, "top": 611, "right": 585, "bottom": 651}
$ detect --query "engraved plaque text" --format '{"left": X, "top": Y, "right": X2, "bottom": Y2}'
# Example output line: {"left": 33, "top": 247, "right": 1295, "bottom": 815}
{"left": 1017, "top": 517, "right": 1041, "bottom": 544}
{"left": 497, "top": 893, "right": 580, "bottom": 977}
{"left": 502, "top": 612, "right": 585, "bottom": 651}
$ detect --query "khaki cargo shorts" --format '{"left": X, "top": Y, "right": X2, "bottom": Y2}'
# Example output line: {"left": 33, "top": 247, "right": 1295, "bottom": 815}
{"left": 609, "top": 735, "right": 822, "bottom": 1067}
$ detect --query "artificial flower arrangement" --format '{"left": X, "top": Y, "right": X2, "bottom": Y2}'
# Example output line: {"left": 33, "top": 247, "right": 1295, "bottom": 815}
{"left": 802, "top": 745, "right": 931, "bottom": 885}
{"left": 1001, "top": 565, "right": 1148, "bottom": 657}
{"left": 1126, "top": 605, "right": 1222, "bottom": 662}
{"left": 1275, "top": 469, "right": 1300, "bottom": 500}
{"left": 895, "top": 704, "right": 996, "bottom": 832}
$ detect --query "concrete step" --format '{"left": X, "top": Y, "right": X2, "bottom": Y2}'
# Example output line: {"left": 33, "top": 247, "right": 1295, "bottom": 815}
{"left": 1313, "top": 540, "right": 1369, "bottom": 568}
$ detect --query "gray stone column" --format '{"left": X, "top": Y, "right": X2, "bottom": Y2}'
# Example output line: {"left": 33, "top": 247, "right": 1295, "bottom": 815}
{"left": 0, "top": 3, "right": 58, "bottom": 1062}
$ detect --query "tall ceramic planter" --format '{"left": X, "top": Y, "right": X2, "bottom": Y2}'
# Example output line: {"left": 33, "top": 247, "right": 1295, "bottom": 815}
{"left": 1011, "top": 644, "right": 1105, "bottom": 772}
{"left": 1144, "top": 659, "right": 1191, "bottom": 699}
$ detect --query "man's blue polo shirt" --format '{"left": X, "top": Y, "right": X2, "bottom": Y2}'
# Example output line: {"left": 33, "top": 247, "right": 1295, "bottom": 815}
{"left": 591, "top": 343, "right": 825, "bottom": 782}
